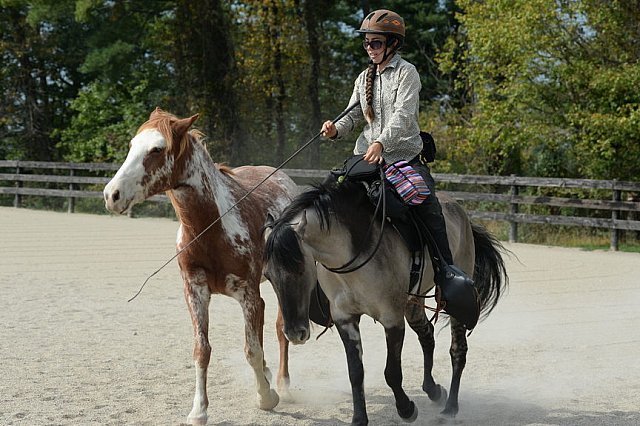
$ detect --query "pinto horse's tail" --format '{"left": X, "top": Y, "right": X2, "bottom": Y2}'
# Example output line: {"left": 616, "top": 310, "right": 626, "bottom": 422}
{"left": 471, "top": 222, "right": 509, "bottom": 319}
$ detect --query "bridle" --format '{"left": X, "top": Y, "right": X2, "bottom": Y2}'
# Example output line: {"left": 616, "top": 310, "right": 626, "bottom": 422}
{"left": 322, "top": 166, "right": 388, "bottom": 274}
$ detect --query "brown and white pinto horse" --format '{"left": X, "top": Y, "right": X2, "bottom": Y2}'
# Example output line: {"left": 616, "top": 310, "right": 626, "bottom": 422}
{"left": 103, "top": 108, "right": 298, "bottom": 425}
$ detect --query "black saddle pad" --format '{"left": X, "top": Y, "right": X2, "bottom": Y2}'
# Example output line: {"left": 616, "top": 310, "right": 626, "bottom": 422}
{"left": 390, "top": 217, "right": 424, "bottom": 253}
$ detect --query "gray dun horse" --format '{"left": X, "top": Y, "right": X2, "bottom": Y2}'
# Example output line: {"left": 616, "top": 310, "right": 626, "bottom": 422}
{"left": 104, "top": 108, "right": 298, "bottom": 425}
{"left": 264, "top": 180, "right": 508, "bottom": 425}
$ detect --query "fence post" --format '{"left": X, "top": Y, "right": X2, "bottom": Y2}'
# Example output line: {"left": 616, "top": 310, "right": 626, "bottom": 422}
{"left": 14, "top": 162, "right": 22, "bottom": 208}
{"left": 611, "top": 181, "right": 620, "bottom": 251}
{"left": 509, "top": 175, "right": 518, "bottom": 243}
{"left": 68, "top": 169, "right": 76, "bottom": 213}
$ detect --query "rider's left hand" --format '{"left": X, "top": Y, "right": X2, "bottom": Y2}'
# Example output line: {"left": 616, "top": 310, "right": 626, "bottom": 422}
{"left": 364, "top": 141, "right": 384, "bottom": 165}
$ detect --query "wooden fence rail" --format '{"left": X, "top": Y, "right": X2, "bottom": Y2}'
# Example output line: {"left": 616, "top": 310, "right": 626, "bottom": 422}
{"left": 2, "top": 160, "right": 640, "bottom": 250}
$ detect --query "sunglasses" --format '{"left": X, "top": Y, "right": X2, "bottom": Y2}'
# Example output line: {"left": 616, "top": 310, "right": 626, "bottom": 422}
{"left": 362, "top": 39, "right": 385, "bottom": 50}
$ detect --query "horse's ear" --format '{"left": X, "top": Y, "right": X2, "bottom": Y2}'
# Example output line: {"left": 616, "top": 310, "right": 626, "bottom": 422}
{"left": 293, "top": 211, "right": 307, "bottom": 238}
{"left": 262, "top": 213, "right": 275, "bottom": 241}
{"left": 173, "top": 114, "right": 200, "bottom": 137}
{"left": 150, "top": 107, "right": 163, "bottom": 119}
{"left": 265, "top": 213, "right": 275, "bottom": 227}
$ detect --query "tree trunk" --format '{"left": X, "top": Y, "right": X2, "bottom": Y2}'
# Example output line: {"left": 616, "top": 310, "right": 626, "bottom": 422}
{"left": 360, "top": 0, "right": 371, "bottom": 16}
{"left": 175, "top": 0, "right": 242, "bottom": 164}
{"left": 269, "top": 1, "right": 287, "bottom": 164}
{"left": 303, "top": 0, "right": 322, "bottom": 167}
{"left": 10, "top": 8, "right": 52, "bottom": 160}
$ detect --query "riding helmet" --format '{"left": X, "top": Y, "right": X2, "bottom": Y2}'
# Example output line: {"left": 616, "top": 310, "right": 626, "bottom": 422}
{"left": 357, "top": 9, "right": 405, "bottom": 39}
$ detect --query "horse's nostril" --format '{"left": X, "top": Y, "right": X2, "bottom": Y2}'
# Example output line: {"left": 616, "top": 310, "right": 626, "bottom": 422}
{"left": 298, "top": 328, "right": 309, "bottom": 342}
{"left": 112, "top": 190, "right": 120, "bottom": 202}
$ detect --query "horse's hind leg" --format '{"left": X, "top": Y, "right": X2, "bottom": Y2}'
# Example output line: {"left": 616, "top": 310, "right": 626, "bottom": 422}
{"left": 275, "top": 306, "right": 291, "bottom": 397}
{"left": 383, "top": 324, "right": 418, "bottom": 422}
{"left": 405, "top": 300, "right": 447, "bottom": 405}
{"left": 442, "top": 319, "right": 468, "bottom": 417}
{"left": 184, "top": 278, "right": 212, "bottom": 426}
{"left": 234, "top": 285, "right": 279, "bottom": 410}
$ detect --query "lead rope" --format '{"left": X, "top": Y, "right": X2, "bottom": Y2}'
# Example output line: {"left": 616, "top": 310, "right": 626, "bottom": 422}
{"left": 128, "top": 101, "right": 360, "bottom": 302}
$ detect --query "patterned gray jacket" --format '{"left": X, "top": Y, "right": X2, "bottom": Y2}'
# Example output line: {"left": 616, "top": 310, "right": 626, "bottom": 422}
{"left": 333, "top": 54, "right": 423, "bottom": 165}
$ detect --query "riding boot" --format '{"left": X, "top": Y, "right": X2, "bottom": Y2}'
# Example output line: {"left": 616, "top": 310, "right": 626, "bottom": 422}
{"left": 414, "top": 199, "right": 480, "bottom": 330}
{"left": 410, "top": 160, "right": 480, "bottom": 330}
{"left": 414, "top": 196, "right": 454, "bottom": 265}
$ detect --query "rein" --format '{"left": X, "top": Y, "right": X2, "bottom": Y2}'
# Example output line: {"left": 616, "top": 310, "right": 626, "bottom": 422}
{"left": 128, "top": 101, "right": 360, "bottom": 302}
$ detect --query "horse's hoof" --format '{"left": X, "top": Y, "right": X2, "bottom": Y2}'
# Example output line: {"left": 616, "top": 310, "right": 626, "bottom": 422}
{"left": 277, "top": 385, "right": 293, "bottom": 402}
{"left": 350, "top": 415, "right": 368, "bottom": 426}
{"left": 400, "top": 401, "right": 418, "bottom": 422}
{"left": 186, "top": 413, "right": 207, "bottom": 425}
{"left": 439, "top": 403, "right": 458, "bottom": 418}
{"left": 258, "top": 388, "right": 280, "bottom": 410}
{"left": 277, "top": 375, "right": 291, "bottom": 398}
{"left": 428, "top": 385, "right": 448, "bottom": 406}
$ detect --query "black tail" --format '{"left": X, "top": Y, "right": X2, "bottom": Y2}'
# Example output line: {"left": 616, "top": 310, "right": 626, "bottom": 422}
{"left": 471, "top": 222, "right": 509, "bottom": 319}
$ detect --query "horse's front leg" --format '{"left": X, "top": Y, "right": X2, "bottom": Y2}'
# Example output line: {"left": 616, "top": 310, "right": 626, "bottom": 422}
{"left": 405, "top": 300, "right": 447, "bottom": 404}
{"left": 233, "top": 284, "right": 279, "bottom": 410}
{"left": 442, "top": 318, "right": 468, "bottom": 417}
{"left": 183, "top": 275, "right": 212, "bottom": 426}
{"left": 383, "top": 324, "right": 418, "bottom": 422}
{"left": 335, "top": 316, "right": 368, "bottom": 426}
{"left": 275, "top": 306, "right": 291, "bottom": 397}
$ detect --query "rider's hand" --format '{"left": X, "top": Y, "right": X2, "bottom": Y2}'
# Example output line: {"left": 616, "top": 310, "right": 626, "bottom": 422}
{"left": 363, "top": 141, "right": 384, "bottom": 164}
{"left": 321, "top": 121, "right": 337, "bottom": 139}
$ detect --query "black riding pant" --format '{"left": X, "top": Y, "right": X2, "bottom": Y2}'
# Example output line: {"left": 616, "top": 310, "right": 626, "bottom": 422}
{"left": 408, "top": 157, "right": 454, "bottom": 265}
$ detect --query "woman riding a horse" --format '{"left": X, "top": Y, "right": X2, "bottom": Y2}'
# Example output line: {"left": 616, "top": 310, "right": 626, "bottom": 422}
{"left": 321, "top": 9, "right": 476, "bottom": 327}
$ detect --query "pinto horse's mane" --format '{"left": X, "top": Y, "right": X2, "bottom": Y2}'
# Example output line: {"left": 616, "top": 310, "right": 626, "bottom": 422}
{"left": 137, "top": 109, "right": 203, "bottom": 160}
{"left": 265, "top": 180, "right": 375, "bottom": 273}
{"left": 136, "top": 108, "right": 233, "bottom": 175}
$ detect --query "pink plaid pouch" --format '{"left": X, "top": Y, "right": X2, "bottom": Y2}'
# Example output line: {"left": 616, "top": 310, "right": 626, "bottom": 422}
{"left": 383, "top": 160, "right": 430, "bottom": 205}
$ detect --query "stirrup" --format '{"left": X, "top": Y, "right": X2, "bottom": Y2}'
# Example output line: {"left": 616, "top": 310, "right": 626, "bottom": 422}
{"left": 437, "top": 264, "right": 480, "bottom": 330}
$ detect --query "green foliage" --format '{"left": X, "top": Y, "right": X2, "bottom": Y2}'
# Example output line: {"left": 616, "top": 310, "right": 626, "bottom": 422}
{"left": 0, "top": 0, "right": 90, "bottom": 160}
{"left": 56, "top": 78, "right": 163, "bottom": 163}
{"left": 439, "top": 0, "right": 640, "bottom": 180}
{"left": 1, "top": 0, "right": 639, "bottom": 184}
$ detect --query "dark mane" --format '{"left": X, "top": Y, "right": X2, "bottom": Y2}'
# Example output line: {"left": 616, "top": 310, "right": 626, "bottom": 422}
{"left": 280, "top": 180, "right": 373, "bottom": 229}
{"left": 264, "top": 180, "right": 375, "bottom": 272}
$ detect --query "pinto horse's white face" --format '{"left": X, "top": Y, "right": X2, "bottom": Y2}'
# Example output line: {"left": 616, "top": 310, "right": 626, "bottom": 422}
{"left": 104, "top": 129, "right": 169, "bottom": 214}
{"left": 103, "top": 110, "right": 198, "bottom": 214}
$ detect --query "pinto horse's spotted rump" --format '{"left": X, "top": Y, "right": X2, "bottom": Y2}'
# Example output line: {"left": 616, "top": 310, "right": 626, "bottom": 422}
{"left": 104, "top": 108, "right": 298, "bottom": 425}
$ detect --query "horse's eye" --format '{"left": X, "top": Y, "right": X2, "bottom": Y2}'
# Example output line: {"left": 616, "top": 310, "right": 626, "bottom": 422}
{"left": 149, "top": 147, "right": 163, "bottom": 155}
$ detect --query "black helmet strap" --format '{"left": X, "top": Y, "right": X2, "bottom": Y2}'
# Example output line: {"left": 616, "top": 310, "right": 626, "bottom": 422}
{"left": 372, "top": 35, "right": 401, "bottom": 66}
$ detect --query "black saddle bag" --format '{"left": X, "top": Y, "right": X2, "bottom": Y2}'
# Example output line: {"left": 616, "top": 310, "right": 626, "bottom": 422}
{"left": 419, "top": 131, "right": 437, "bottom": 163}
{"left": 331, "top": 155, "right": 409, "bottom": 219}
{"left": 331, "top": 154, "right": 381, "bottom": 183}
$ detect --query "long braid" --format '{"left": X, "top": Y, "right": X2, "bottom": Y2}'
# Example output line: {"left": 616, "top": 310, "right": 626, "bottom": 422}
{"left": 364, "top": 61, "right": 376, "bottom": 123}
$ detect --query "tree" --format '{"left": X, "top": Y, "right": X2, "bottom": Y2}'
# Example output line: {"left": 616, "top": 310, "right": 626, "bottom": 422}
{"left": 57, "top": 0, "right": 173, "bottom": 162}
{"left": 364, "top": 0, "right": 460, "bottom": 103}
{"left": 0, "top": 0, "right": 89, "bottom": 160}
{"left": 171, "top": 0, "right": 242, "bottom": 164}
{"left": 438, "top": 0, "right": 640, "bottom": 180}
